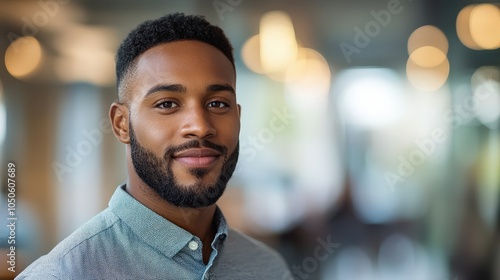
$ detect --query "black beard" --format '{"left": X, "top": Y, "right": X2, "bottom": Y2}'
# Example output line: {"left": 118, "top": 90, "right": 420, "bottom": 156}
{"left": 129, "top": 123, "right": 239, "bottom": 208}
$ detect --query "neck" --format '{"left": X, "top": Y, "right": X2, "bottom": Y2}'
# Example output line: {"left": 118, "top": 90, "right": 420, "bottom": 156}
{"left": 125, "top": 176, "right": 217, "bottom": 243}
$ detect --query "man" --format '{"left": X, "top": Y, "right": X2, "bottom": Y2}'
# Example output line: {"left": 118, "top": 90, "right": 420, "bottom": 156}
{"left": 17, "top": 13, "right": 293, "bottom": 280}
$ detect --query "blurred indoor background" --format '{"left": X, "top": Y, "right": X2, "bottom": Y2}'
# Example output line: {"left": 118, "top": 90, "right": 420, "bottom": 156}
{"left": 1, "top": 0, "right": 499, "bottom": 279}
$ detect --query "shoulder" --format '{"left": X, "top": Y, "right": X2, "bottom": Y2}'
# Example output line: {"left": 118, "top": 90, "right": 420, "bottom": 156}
{"left": 226, "top": 229, "right": 283, "bottom": 259}
{"left": 43, "top": 208, "right": 119, "bottom": 258}
{"left": 214, "top": 229, "right": 293, "bottom": 279}
{"left": 16, "top": 209, "right": 119, "bottom": 279}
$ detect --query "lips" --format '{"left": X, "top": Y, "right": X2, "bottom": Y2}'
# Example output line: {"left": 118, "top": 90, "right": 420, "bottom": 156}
{"left": 172, "top": 148, "right": 221, "bottom": 168}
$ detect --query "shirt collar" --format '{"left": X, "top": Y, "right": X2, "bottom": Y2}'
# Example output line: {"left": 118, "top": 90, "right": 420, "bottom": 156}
{"left": 212, "top": 205, "right": 228, "bottom": 246}
{"left": 109, "top": 184, "right": 228, "bottom": 258}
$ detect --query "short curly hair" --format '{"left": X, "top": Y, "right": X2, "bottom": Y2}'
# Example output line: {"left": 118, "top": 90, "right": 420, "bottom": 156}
{"left": 115, "top": 13, "right": 235, "bottom": 101}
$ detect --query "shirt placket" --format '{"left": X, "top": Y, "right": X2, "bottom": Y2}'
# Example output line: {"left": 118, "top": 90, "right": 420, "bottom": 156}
{"left": 201, "top": 234, "right": 225, "bottom": 280}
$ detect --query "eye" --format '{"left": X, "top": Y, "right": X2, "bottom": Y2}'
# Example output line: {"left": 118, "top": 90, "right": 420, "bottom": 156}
{"left": 156, "top": 101, "right": 179, "bottom": 109}
{"left": 207, "top": 101, "right": 229, "bottom": 108}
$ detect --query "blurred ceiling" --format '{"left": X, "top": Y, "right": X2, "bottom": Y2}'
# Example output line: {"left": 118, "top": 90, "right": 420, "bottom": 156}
{"left": 0, "top": 0, "right": 499, "bottom": 82}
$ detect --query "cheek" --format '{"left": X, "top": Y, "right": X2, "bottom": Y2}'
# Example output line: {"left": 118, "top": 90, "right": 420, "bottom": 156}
{"left": 133, "top": 116, "right": 177, "bottom": 153}
{"left": 219, "top": 117, "right": 240, "bottom": 148}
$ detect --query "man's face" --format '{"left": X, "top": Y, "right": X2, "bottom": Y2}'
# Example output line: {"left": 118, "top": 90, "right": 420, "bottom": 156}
{"left": 125, "top": 40, "right": 240, "bottom": 208}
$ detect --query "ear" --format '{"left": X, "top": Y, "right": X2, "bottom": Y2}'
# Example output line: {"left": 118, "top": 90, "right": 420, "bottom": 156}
{"left": 237, "top": 104, "right": 241, "bottom": 120}
{"left": 109, "top": 102, "right": 130, "bottom": 144}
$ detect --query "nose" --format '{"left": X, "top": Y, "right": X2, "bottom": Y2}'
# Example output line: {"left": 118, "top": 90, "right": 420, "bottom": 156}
{"left": 180, "top": 105, "right": 216, "bottom": 139}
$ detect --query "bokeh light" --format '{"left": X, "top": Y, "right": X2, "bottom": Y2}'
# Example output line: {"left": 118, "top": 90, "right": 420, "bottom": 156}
{"left": 457, "top": 4, "right": 500, "bottom": 50}
{"left": 471, "top": 66, "right": 500, "bottom": 128}
{"left": 406, "top": 25, "right": 449, "bottom": 92}
{"left": 406, "top": 56, "right": 450, "bottom": 92}
{"left": 469, "top": 4, "right": 500, "bottom": 50}
{"left": 241, "top": 34, "right": 266, "bottom": 74}
{"left": 242, "top": 12, "right": 328, "bottom": 85}
{"left": 5, "top": 36, "right": 43, "bottom": 79}
{"left": 259, "top": 11, "right": 298, "bottom": 74}
{"left": 338, "top": 68, "right": 404, "bottom": 129}
{"left": 456, "top": 5, "right": 481, "bottom": 50}
{"left": 285, "top": 48, "right": 331, "bottom": 96}
{"left": 409, "top": 46, "right": 447, "bottom": 68}
{"left": 408, "top": 25, "right": 448, "bottom": 55}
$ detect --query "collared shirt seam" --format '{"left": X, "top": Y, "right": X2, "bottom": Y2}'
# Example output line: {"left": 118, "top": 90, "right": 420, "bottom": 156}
{"left": 110, "top": 206, "right": 195, "bottom": 258}
{"left": 57, "top": 217, "right": 120, "bottom": 260}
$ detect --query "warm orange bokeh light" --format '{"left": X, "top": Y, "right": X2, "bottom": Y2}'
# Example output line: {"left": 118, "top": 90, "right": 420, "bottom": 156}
{"left": 469, "top": 4, "right": 500, "bottom": 50}
{"left": 5, "top": 36, "right": 43, "bottom": 78}
{"left": 408, "top": 25, "right": 448, "bottom": 55}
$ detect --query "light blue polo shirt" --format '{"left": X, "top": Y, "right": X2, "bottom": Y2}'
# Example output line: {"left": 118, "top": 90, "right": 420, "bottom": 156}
{"left": 16, "top": 185, "right": 293, "bottom": 280}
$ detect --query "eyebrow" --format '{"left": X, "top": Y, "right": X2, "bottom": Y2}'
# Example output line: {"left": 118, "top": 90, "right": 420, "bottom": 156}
{"left": 206, "top": 83, "right": 235, "bottom": 95}
{"left": 145, "top": 84, "right": 186, "bottom": 97}
{"left": 144, "top": 83, "right": 235, "bottom": 98}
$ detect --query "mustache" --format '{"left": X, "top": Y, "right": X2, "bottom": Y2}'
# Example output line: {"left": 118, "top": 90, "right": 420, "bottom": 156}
{"left": 164, "top": 140, "right": 227, "bottom": 158}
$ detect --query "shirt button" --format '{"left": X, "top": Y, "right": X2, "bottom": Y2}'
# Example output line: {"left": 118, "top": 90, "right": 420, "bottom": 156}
{"left": 188, "top": 240, "right": 199, "bottom": 251}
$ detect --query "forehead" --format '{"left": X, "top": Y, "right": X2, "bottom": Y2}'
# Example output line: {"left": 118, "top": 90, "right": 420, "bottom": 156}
{"left": 131, "top": 40, "right": 235, "bottom": 96}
